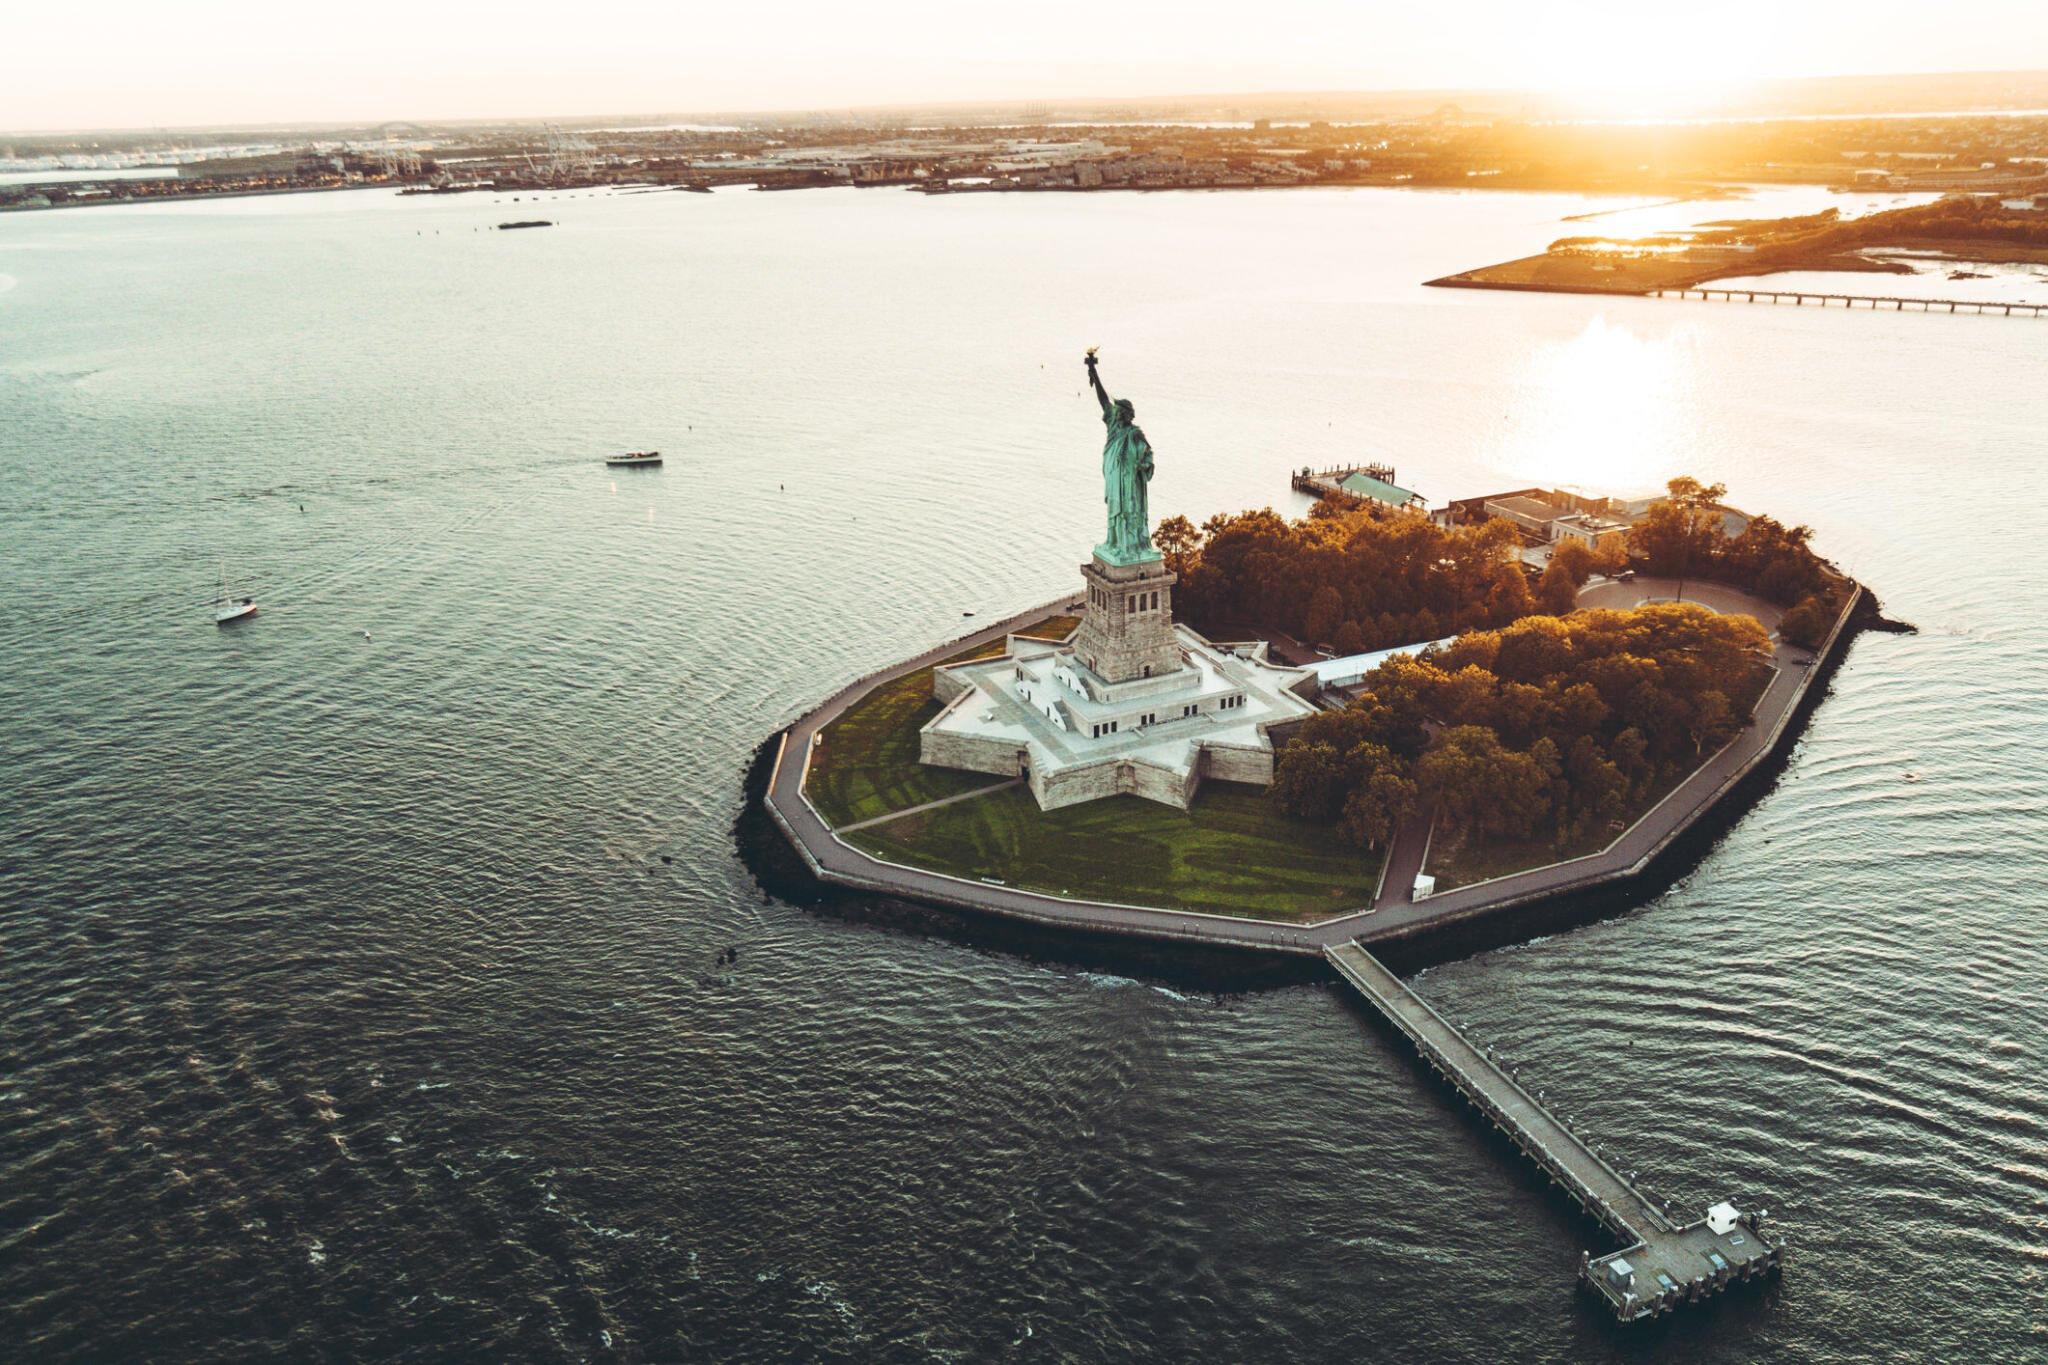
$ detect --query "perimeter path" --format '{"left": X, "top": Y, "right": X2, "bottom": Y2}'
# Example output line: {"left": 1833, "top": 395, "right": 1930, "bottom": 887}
{"left": 761, "top": 578, "right": 1859, "bottom": 955}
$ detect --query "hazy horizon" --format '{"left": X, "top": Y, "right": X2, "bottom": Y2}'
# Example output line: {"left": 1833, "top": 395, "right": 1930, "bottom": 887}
{"left": 8, "top": 0, "right": 2048, "bottom": 134}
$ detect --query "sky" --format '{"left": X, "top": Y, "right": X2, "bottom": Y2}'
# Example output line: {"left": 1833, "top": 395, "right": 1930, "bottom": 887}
{"left": 7, "top": 0, "right": 2048, "bottom": 132}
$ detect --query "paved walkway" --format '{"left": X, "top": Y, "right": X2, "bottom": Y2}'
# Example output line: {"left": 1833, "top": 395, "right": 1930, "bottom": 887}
{"left": 1372, "top": 808, "right": 1435, "bottom": 911}
{"left": 761, "top": 581, "right": 1857, "bottom": 955}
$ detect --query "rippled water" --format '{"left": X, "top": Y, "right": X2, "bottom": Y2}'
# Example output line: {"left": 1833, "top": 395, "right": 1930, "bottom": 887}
{"left": 3, "top": 184, "right": 2045, "bottom": 1362}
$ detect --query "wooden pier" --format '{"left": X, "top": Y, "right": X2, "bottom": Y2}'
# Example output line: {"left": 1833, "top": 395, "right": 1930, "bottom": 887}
{"left": 1653, "top": 286, "right": 2046, "bottom": 317}
{"left": 1325, "top": 942, "right": 1783, "bottom": 1321}
{"left": 1290, "top": 463, "right": 1428, "bottom": 512}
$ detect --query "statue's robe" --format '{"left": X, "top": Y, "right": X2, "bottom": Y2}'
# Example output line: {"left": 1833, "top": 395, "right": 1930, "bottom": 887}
{"left": 1100, "top": 408, "right": 1155, "bottom": 558}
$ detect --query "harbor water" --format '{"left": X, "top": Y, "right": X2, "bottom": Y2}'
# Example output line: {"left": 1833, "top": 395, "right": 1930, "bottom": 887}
{"left": 2, "top": 183, "right": 2044, "bottom": 1361}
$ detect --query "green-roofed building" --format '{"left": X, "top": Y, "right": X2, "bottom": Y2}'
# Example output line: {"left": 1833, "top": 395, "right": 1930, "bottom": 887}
{"left": 1338, "top": 470, "right": 1425, "bottom": 511}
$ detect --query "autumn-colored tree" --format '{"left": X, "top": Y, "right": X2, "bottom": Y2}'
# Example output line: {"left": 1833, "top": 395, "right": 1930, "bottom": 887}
{"left": 1723, "top": 516, "right": 1826, "bottom": 606}
{"left": 1415, "top": 725, "right": 1552, "bottom": 840}
{"left": 1302, "top": 585, "right": 1345, "bottom": 647}
{"left": 1272, "top": 731, "right": 1416, "bottom": 848}
{"left": 1779, "top": 594, "right": 1835, "bottom": 649}
{"left": 1270, "top": 741, "right": 1349, "bottom": 822}
{"left": 1536, "top": 558, "right": 1580, "bottom": 615}
{"left": 1340, "top": 765, "right": 1419, "bottom": 849}
{"left": 1277, "top": 601, "right": 1771, "bottom": 847}
{"left": 1152, "top": 514, "right": 1200, "bottom": 577}
{"left": 1629, "top": 477, "right": 1727, "bottom": 584}
{"left": 1550, "top": 538, "right": 1599, "bottom": 586}
{"left": 1167, "top": 503, "right": 1540, "bottom": 649}
{"left": 1564, "top": 735, "right": 1629, "bottom": 837}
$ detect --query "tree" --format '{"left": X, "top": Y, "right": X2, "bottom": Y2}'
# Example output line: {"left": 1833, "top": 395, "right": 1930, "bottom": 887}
{"left": 1564, "top": 735, "right": 1628, "bottom": 832}
{"left": 1303, "top": 585, "right": 1345, "bottom": 646}
{"left": 1628, "top": 500, "right": 1701, "bottom": 579}
{"left": 1415, "top": 725, "right": 1551, "bottom": 840}
{"left": 1724, "top": 515, "right": 1824, "bottom": 605}
{"left": 1549, "top": 682, "right": 1610, "bottom": 738}
{"left": 1153, "top": 514, "right": 1201, "bottom": 577}
{"left": 1550, "top": 538, "right": 1599, "bottom": 586}
{"left": 1780, "top": 594, "right": 1834, "bottom": 649}
{"left": 1666, "top": 476, "right": 1727, "bottom": 513}
{"left": 1271, "top": 740, "right": 1349, "bottom": 822}
{"left": 1486, "top": 570, "right": 1535, "bottom": 625}
{"left": 1164, "top": 501, "right": 1547, "bottom": 646}
{"left": 1340, "top": 767, "right": 1418, "bottom": 849}
{"left": 1630, "top": 476, "right": 1729, "bottom": 596}
{"left": 1492, "top": 615, "right": 1576, "bottom": 685}
{"left": 1433, "top": 664, "right": 1499, "bottom": 728}
{"left": 1608, "top": 726, "right": 1652, "bottom": 796}
{"left": 1590, "top": 538, "right": 1630, "bottom": 578}
{"left": 1536, "top": 558, "right": 1579, "bottom": 615}
{"left": 1332, "top": 618, "right": 1365, "bottom": 655}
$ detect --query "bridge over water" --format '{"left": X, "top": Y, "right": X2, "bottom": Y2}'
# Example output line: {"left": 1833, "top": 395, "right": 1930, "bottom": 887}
{"left": 1326, "top": 942, "right": 1783, "bottom": 1321}
{"left": 1653, "top": 286, "right": 2046, "bottom": 316}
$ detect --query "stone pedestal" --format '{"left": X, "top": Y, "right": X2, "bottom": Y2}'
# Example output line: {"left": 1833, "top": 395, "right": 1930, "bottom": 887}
{"left": 1073, "top": 554, "right": 1181, "bottom": 685}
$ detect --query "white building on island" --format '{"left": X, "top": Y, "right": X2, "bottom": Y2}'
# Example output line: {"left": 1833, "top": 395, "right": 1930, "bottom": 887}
{"left": 918, "top": 548, "right": 1322, "bottom": 810}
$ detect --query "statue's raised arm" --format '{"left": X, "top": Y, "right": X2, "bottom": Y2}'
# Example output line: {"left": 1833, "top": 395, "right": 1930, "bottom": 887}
{"left": 1085, "top": 350, "right": 1113, "bottom": 417}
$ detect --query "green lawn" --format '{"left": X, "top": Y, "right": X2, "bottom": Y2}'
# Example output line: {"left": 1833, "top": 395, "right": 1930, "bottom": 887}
{"left": 804, "top": 615, "right": 1078, "bottom": 828}
{"left": 847, "top": 781, "right": 1384, "bottom": 922}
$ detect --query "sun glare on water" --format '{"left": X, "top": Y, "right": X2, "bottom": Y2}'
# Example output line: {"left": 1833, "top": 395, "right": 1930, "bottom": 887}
{"left": 1505, "top": 316, "right": 1695, "bottom": 493}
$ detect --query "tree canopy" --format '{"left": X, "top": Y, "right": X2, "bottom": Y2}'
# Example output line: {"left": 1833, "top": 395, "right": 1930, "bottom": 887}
{"left": 1272, "top": 603, "right": 1773, "bottom": 850}
{"left": 1156, "top": 504, "right": 1535, "bottom": 651}
{"left": 1625, "top": 477, "right": 1843, "bottom": 646}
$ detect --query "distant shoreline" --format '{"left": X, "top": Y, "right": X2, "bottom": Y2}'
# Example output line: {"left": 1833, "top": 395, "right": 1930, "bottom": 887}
{"left": 0, "top": 173, "right": 1818, "bottom": 217}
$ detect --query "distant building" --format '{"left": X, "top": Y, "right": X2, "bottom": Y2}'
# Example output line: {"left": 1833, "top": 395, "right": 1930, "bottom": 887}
{"left": 1549, "top": 511, "right": 1632, "bottom": 552}
{"left": 1481, "top": 493, "right": 1571, "bottom": 540}
{"left": 1452, "top": 487, "right": 1718, "bottom": 551}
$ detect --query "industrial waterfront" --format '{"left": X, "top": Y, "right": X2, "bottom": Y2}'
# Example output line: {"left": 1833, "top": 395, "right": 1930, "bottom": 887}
{"left": 4, "top": 183, "right": 2044, "bottom": 1361}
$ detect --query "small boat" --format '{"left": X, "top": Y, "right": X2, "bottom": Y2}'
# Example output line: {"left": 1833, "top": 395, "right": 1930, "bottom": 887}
{"left": 605, "top": 450, "right": 662, "bottom": 468}
{"left": 214, "top": 564, "right": 257, "bottom": 625}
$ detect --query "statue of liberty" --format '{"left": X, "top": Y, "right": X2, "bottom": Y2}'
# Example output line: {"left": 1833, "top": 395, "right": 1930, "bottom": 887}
{"left": 1085, "top": 350, "right": 1161, "bottom": 565}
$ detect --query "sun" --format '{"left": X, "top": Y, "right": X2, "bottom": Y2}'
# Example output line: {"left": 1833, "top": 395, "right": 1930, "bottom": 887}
{"left": 1508, "top": 18, "right": 1751, "bottom": 120}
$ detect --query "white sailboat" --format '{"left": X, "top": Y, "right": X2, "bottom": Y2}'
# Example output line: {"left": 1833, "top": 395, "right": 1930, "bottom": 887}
{"left": 214, "top": 563, "right": 257, "bottom": 625}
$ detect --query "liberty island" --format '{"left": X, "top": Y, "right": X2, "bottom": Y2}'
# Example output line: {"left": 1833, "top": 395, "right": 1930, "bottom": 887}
{"left": 752, "top": 351, "right": 1889, "bottom": 1322}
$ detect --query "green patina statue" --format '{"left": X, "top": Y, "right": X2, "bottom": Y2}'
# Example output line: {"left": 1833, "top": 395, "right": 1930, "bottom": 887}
{"left": 1085, "top": 350, "right": 1161, "bottom": 565}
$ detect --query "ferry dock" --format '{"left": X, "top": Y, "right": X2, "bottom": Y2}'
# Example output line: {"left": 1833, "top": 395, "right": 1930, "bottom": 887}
{"left": 1289, "top": 462, "right": 1428, "bottom": 512}
{"left": 1325, "top": 941, "right": 1783, "bottom": 1321}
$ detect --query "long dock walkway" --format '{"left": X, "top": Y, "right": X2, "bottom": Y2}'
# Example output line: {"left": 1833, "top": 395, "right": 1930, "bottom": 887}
{"left": 1325, "top": 941, "right": 1782, "bottom": 1320}
{"left": 1653, "top": 285, "right": 2046, "bottom": 316}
